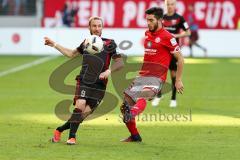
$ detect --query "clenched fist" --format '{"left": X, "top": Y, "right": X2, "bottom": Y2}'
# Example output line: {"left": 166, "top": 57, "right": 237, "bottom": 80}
{"left": 44, "top": 37, "right": 56, "bottom": 47}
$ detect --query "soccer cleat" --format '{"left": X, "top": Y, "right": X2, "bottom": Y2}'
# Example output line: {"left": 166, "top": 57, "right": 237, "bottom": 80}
{"left": 121, "top": 134, "right": 142, "bottom": 142}
{"left": 51, "top": 130, "right": 62, "bottom": 143}
{"left": 151, "top": 96, "right": 164, "bottom": 107}
{"left": 169, "top": 100, "right": 177, "bottom": 108}
{"left": 121, "top": 101, "right": 132, "bottom": 123}
{"left": 66, "top": 138, "right": 76, "bottom": 145}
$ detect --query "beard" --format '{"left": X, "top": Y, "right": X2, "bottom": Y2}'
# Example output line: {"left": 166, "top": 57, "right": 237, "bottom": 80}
{"left": 90, "top": 31, "right": 102, "bottom": 37}
{"left": 149, "top": 23, "right": 159, "bottom": 32}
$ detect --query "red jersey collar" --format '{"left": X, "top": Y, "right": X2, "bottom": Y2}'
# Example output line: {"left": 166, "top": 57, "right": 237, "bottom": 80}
{"left": 148, "top": 27, "right": 164, "bottom": 36}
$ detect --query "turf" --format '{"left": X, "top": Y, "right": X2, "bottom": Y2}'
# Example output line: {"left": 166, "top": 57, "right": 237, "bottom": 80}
{"left": 0, "top": 56, "right": 240, "bottom": 160}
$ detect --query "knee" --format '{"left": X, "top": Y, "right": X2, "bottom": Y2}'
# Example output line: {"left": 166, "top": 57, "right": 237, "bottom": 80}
{"left": 75, "top": 99, "right": 86, "bottom": 111}
{"left": 137, "top": 98, "right": 147, "bottom": 109}
{"left": 120, "top": 96, "right": 133, "bottom": 114}
{"left": 171, "top": 71, "right": 176, "bottom": 77}
{"left": 123, "top": 94, "right": 135, "bottom": 106}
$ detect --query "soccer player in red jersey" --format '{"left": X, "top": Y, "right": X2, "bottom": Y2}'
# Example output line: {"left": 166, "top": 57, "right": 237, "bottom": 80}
{"left": 120, "top": 7, "right": 184, "bottom": 142}
{"left": 152, "top": 0, "right": 190, "bottom": 107}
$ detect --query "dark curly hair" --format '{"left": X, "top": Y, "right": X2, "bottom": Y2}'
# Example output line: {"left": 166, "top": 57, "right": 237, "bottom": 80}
{"left": 145, "top": 7, "right": 164, "bottom": 20}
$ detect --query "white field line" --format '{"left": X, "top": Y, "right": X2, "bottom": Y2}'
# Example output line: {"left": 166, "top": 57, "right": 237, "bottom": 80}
{"left": 0, "top": 56, "right": 57, "bottom": 77}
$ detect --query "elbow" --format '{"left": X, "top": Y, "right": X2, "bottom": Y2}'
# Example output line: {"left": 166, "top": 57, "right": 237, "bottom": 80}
{"left": 176, "top": 53, "right": 184, "bottom": 65}
{"left": 69, "top": 51, "right": 77, "bottom": 58}
{"left": 69, "top": 54, "right": 75, "bottom": 58}
{"left": 180, "top": 55, "right": 184, "bottom": 65}
{"left": 119, "top": 61, "right": 125, "bottom": 69}
{"left": 114, "top": 58, "right": 125, "bottom": 71}
{"left": 66, "top": 54, "right": 73, "bottom": 58}
{"left": 119, "top": 60, "right": 125, "bottom": 70}
{"left": 115, "top": 62, "right": 124, "bottom": 71}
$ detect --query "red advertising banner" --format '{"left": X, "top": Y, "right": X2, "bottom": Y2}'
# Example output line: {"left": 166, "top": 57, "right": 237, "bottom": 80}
{"left": 43, "top": 0, "right": 240, "bottom": 29}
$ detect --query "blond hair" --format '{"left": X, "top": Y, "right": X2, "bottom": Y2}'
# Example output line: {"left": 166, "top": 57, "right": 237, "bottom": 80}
{"left": 165, "top": 0, "right": 176, "bottom": 5}
{"left": 88, "top": 16, "right": 104, "bottom": 26}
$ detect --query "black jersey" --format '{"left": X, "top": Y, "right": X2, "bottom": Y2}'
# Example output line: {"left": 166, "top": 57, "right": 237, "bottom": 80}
{"left": 76, "top": 38, "right": 120, "bottom": 87}
{"left": 163, "top": 12, "right": 189, "bottom": 42}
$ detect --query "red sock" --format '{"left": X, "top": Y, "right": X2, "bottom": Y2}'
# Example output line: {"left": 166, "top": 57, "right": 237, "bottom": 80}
{"left": 125, "top": 98, "right": 146, "bottom": 136}
{"left": 126, "top": 118, "right": 139, "bottom": 135}
{"left": 130, "top": 98, "right": 147, "bottom": 116}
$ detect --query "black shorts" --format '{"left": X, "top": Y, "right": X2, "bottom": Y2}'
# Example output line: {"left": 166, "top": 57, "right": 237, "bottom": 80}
{"left": 190, "top": 31, "right": 199, "bottom": 43}
{"left": 169, "top": 56, "right": 177, "bottom": 71}
{"left": 73, "top": 79, "right": 106, "bottom": 109}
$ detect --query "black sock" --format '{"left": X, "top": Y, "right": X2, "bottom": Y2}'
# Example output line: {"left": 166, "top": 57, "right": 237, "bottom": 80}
{"left": 69, "top": 123, "right": 80, "bottom": 139}
{"left": 56, "top": 121, "right": 70, "bottom": 132}
{"left": 189, "top": 45, "right": 193, "bottom": 57}
{"left": 171, "top": 77, "right": 176, "bottom": 100}
{"left": 68, "top": 108, "right": 84, "bottom": 139}
{"left": 157, "top": 91, "right": 162, "bottom": 98}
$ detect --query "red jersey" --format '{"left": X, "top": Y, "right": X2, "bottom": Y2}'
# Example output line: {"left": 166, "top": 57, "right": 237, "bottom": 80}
{"left": 139, "top": 28, "right": 180, "bottom": 81}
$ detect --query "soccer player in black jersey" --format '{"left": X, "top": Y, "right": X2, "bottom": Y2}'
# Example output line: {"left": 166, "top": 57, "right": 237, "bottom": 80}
{"left": 44, "top": 16, "right": 124, "bottom": 145}
{"left": 187, "top": 4, "right": 207, "bottom": 57}
{"left": 152, "top": 0, "right": 190, "bottom": 107}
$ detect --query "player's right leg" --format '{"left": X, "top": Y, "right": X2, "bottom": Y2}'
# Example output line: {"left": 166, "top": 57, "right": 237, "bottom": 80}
{"left": 51, "top": 99, "right": 86, "bottom": 144}
{"left": 194, "top": 42, "right": 207, "bottom": 57}
{"left": 189, "top": 33, "right": 196, "bottom": 57}
{"left": 66, "top": 105, "right": 92, "bottom": 145}
{"left": 151, "top": 90, "right": 163, "bottom": 107}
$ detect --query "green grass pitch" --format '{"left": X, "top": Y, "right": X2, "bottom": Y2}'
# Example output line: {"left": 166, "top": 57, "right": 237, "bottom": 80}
{"left": 0, "top": 55, "right": 240, "bottom": 160}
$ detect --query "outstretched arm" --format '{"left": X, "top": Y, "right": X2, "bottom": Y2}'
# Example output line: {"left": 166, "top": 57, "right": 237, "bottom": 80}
{"left": 174, "top": 28, "right": 191, "bottom": 38}
{"left": 44, "top": 37, "right": 80, "bottom": 58}
{"left": 173, "top": 51, "right": 184, "bottom": 94}
{"left": 99, "top": 56, "right": 124, "bottom": 80}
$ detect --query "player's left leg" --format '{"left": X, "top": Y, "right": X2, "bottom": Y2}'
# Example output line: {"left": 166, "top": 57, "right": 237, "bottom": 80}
{"left": 189, "top": 42, "right": 193, "bottom": 57}
{"left": 170, "top": 70, "right": 177, "bottom": 107}
{"left": 168, "top": 57, "right": 178, "bottom": 108}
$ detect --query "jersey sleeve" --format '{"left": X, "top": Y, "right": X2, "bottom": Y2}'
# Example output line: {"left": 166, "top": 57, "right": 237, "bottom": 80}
{"left": 162, "top": 36, "right": 181, "bottom": 54}
{"left": 107, "top": 40, "right": 122, "bottom": 59}
{"left": 180, "top": 16, "right": 189, "bottom": 31}
{"left": 76, "top": 41, "right": 85, "bottom": 55}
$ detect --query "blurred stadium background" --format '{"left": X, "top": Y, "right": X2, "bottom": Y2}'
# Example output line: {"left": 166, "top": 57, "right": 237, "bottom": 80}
{"left": 1, "top": 0, "right": 240, "bottom": 56}
{"left": 0, "top": 1, "right": 240, "bottom": 160}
